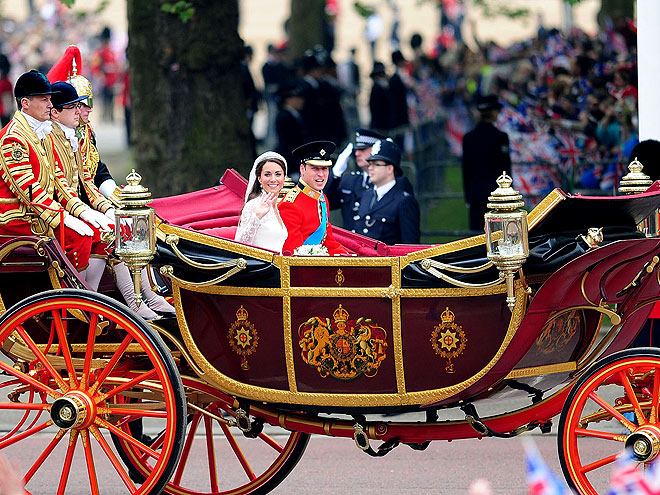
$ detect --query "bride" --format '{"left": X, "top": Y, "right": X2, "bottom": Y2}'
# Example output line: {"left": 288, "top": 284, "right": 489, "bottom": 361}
{"left": 235, "top": 151, "right": 288, "bottom": 252}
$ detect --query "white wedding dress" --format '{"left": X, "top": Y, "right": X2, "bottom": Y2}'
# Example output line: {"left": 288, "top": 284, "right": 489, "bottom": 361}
{"left": 235, "top": 193, "right": 288, "bottom": 253}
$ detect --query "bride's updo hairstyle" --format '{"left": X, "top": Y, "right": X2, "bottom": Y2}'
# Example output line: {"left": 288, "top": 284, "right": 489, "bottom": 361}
{"left": 245, "top": 151, "right": 288, "bottom": 203}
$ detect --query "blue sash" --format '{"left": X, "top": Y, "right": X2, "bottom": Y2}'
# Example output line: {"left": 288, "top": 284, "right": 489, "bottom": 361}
{"left": 303, "top": 196, "right": 327, "bottom": 245}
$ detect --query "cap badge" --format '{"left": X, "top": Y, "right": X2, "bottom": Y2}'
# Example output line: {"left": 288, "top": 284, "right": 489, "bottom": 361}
{"left": 319, "top": 149, "right": 326, "bottom": 156}
{"left": 371, "top": 140, "right": 381, "bottom": 155}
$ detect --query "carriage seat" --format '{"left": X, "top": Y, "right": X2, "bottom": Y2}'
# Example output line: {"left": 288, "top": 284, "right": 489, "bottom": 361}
{"left": 151, "top": 169, "right": 431, "bottom": 257}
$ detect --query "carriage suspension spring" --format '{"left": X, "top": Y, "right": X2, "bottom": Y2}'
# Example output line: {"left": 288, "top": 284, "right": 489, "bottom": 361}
{"left": 352, "top": 415, "right": 400, "bottom": 457}
{"left": 461, "top": 404, "right": 552, "bottom": 438}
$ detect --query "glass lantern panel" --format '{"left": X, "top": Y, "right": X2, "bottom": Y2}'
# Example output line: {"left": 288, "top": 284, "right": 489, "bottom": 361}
{"left": 486, "top": 217, "right": 525, "bottom": 257}
{"left": 116, "top": 212, "right": 152, "bottom": 253}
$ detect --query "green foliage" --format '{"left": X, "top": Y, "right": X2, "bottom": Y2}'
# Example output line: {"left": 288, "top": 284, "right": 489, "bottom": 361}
{"left": 161, "top": 1, "right": 196, "bottom": 23}
{"left": 353, "top": 1, "right": 375, "bottom": 19}
{"left": 60, "top": 0, "right": 75, "bottom": 6}
{"left": 473, "top": 0, "right": 530, "bottom": 20}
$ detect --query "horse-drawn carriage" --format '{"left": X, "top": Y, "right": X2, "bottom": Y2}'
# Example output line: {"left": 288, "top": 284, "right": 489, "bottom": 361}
{"left": 2, "top": 166, "right": 660, "bottom": 495}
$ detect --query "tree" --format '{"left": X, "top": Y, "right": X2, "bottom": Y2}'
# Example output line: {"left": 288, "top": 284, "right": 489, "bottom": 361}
{"left": 126, "top": 0, "right": 253, "bottom": 196}
{"left": 288, "top": 0, "right": 326, "bottom": 60}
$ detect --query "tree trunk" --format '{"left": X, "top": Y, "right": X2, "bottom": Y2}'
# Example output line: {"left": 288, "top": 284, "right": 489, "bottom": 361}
{"left": 598, "top": 0, "right": 635, "bottom": 25}
{"left": 126, "top": 0, "right": 253, "bottom": 196}
{"left": 288, "top": 0, "right": 326, "bottom": 61}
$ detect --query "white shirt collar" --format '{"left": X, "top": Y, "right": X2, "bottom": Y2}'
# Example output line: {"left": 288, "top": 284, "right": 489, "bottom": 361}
{"left": 21, "top": 111, "right": 52, "bottom": 140}
{"left": 374, "top": 179, "right": 396, "bottom": 200}
{"left": 56, "top": 121, "right": 79, "bottom": 152}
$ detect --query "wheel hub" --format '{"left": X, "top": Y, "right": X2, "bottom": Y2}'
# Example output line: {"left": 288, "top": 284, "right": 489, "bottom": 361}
{"left": 625, "top": 425, "right": 660, "bottom": 463}
{"left": 50, "top": 391, "right": 95, "bottom": 430}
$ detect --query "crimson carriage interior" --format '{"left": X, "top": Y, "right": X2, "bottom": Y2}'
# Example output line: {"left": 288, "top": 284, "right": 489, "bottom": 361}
{"left": 148, "top": 169, "right": 660, "bottom": 414}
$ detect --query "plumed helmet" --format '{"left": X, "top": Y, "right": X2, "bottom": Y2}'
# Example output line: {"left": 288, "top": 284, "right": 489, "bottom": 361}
{"left": 47, "top": 45, "right": 94, "bottom": 108}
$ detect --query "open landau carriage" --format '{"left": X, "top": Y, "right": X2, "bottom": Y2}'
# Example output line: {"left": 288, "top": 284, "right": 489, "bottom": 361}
{"left": 3, "top": 164, "right": 660, "bottom": 495}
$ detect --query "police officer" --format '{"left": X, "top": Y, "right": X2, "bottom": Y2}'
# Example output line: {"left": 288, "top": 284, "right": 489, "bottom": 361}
{"left": 324, "top": 128, "right": 385, "bottom": 231}
{"left": 353, "top": 139, "right": 420, "bottom": 244}
{"left": 462, "top": 94, "right": 511, "bottom": 231}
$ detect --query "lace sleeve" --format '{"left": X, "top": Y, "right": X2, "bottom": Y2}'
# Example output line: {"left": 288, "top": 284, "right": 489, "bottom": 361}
{"left": 235, "top": 200, "right": 263, "bottom": 245}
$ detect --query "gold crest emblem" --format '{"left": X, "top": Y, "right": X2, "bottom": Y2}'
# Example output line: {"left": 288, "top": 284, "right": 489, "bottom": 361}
{"left": 335, "top": 268, "right": 345, "bottom": 286}
{"left": 11, "top": 146, "right": 24, "bottom": 162}
{"left": 227, "top": 306, "right": 259, "bottom": 370}
{"left": 430, "top": 307, "right": 467, "bottom": 373}
{"left": 298, "top": 304, "right": 388, "bottom": 380}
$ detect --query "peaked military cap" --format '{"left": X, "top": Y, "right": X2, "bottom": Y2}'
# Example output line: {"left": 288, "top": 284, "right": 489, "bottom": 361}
{"left": 15, "top": 70, "right": 59, "bottom": 98}
{"left": 50, "top": 81, "right": 88, "bottom": 109}
{"left": 367, "top": 138, "right": 403, "bottom": 177}
{"left": 355, "top": 128, "right": 386, "bottom": 150}
{"left": 292, "top": 140, "right": 336, "bottom": 167}
{"left": 476, "top": 94, "right": 502, "bottom": 112}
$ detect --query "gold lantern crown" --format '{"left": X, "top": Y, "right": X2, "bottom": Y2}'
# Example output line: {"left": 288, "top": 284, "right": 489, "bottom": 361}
{"left": 487, "top": 172, "right": 525, "bottom": 211}
{"left": 619, "top": 157, "right": 653, "bottom": 195}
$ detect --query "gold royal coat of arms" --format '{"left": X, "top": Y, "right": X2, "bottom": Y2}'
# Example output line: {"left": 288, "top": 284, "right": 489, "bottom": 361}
{"left": 298, "top": 304, "right": 388, "bottom": 381}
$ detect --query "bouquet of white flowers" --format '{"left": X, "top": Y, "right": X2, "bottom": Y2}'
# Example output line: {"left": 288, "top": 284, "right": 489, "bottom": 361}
{"left": 293, "top": 244, "right": 329, "bottom": 256}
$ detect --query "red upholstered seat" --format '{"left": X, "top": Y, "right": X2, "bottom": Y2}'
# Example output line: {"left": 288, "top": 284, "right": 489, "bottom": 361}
{"left": 151, "top": 169, "right": 432, "bottom": 256}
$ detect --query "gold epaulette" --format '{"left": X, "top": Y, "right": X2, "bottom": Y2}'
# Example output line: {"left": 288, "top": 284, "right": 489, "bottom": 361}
{"left": 282, "top": 186, "right": 301, "bottom": 203}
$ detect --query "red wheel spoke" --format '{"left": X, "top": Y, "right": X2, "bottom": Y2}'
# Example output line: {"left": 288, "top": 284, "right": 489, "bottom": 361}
{"left": 258, "top": 431, "right": 285, "bottom": 453}
{"left": 95, "top": 369, "right": 159, "bottom": 403}
{"left": 81, "top": 313, "right": 99, "bottom": 390}
{"left": 0, "top": 402, "right": 50, "bottom": 411}
{"left": 574, "top": 427, "right": 627, "bottom": 441}
{"left": 652, "top": 368, "right": 660, "bottom": 424}
{"left": 0, "top": 419, "right": 52, "bottom": 449}
{"left": 619, "top": 370, "right": 648, "bottom": 426}
{"left": 588, "top": 390, "right": 637, "bottom": 431}
{"left": 81, "top": 430, "right": 100, "bottom": 495}
{"left": 204, "top": 416, "right": 219, "bottom": 492}
{"left": 15, "top": 324, "right": 68, "bottom": 392}
{"left": 95, "top": 417, "right": 159, "bottom": 460}
{"left": 173, "top": 414, "right": 201, "bottom": 485}
{"left": 88, "top": 333, "right": 134, "bottom": 395}
{"left": 57, "top": 430, "right": 78, "bottom": 495}
{"left": 89, "top": 425, "right": 138, "bottom": 493}
{"left": 102, "top": 407, "right": 168, "bottom": 419}
{"left": 220, "top": 422, "right": 256, "bottom": 481}
{"left": 0, "top": 350, "right": 59, "bottom": 398}
{"left": 51, "top": 309, "right": 78, "bottom": 389}
{"left": 581, "top": 452, "right": 620, "bottom": 473}
{"left": 24, "top": 429, "right": 66, "bottom": 482}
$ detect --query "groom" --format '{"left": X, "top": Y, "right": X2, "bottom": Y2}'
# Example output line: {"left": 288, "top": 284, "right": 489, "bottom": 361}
{"left": 279, "top": 141, "right": 348, "bottom": 255}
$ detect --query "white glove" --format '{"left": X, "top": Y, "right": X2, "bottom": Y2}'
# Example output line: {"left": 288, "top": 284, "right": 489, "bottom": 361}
{"left": 332, "top": 142, "right": 353, "bottom": 177}
{"left": 98, "top": 178, "right": 118, "bottom": 199}
{"left": 105, "top": 208, "right": 116, "bottom": 221}
{"left": 80, "top": 208, "right": 113, "bottom": 230}
{"left": 63, "top": 213, "right": 94, "bottom": 236}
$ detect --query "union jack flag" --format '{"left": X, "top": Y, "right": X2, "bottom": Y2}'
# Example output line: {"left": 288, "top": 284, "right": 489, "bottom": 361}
{"left": 524, "top": 439, "right": 572, "bottom": 495}
{"left": 608, "top": 451, "right": 660, "bottom": 495}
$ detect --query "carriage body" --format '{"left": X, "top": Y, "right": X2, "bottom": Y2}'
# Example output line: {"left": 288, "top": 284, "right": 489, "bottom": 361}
{"left": 1, "top": 169, "right": 660, "bottom": 494}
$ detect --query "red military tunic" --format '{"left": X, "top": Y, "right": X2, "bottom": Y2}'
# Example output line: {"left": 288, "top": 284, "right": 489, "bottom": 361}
{"left": 278, "top": 180, "right": 347, "bottom": 256}
{"left": 0, "top": 111, "right": 93, "bottom": 269}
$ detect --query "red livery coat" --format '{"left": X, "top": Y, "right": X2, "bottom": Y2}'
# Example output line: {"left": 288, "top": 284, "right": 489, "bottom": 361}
{"left": 278, "top": 181, "right": 347, "bottom": 256}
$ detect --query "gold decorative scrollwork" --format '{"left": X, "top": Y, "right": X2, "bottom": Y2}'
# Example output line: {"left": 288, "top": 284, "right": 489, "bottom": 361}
{"left": 335, "top": 268, "right": 345, "bottom": 286}
{"left": 227, "top": 306, "right": 259, "bottom": 370}
{"left": 430, "top": 307, "right": 467, "bottom": 373}
{"left": 298, "top": 304, "right": 388, "bottom": 380}
{"left": 380, "top": 285, "right": 402, "bottom": 299}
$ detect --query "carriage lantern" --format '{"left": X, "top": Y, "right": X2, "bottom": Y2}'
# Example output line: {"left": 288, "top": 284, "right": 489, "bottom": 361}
{"left": 618, "top": 157, "right": 657, "bottom": 236}
{"left": 114, "top": 169, "right": 156, "bottom": 306}
{"left": 484, "top": 172, "right": 529, "bottom": 311}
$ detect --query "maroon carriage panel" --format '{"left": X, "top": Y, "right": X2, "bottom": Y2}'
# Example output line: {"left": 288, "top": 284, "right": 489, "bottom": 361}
{"left": 291, "top": 297, "right": 398, "bottom": 393}
{"left": 178, "top": 289, "right": 289, "bottom": 390}
{"left": 401, "top": 294, "right": 511, "bottom": 392}
{"left": 289, "top": 266, "right": 392, "bottom": 287}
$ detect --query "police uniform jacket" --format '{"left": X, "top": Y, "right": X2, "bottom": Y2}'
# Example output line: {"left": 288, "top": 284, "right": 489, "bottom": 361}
{"left": 50, "top": 123, "right": 113, "bottom": 214}
{"left": 325, "top": 171, "right": 416, "bottom": 232}
{"left": 278, "top": 180, "right": 347, "bottom": 256}
{"left": 0, "top": 111, "right": 88, "bottom": 230}
{"left": 324, "top": 170, "right": 370, "bottom": 231}
{"left": 353, "top": 180, "right": 420, "bottom": 245}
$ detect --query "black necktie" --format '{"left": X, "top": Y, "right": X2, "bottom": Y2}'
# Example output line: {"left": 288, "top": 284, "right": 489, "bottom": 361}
{"left": 369, "top": 189, "right": 378, "bottom": 208}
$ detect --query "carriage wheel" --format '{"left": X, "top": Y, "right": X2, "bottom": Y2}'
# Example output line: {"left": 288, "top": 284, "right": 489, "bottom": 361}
{"left": 558, "top": 348, "right": 660, "bottom": 495}
{"left": 111, "top": 377, "right": 310, "bottom": 495}
{"left": 0, "top": 289, "right": 186, "bottom": 495}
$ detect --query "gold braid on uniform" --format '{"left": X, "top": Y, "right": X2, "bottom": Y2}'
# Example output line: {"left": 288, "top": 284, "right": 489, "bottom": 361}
{"left": 77, "top": 122, "right": 100, "bottom": 178}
